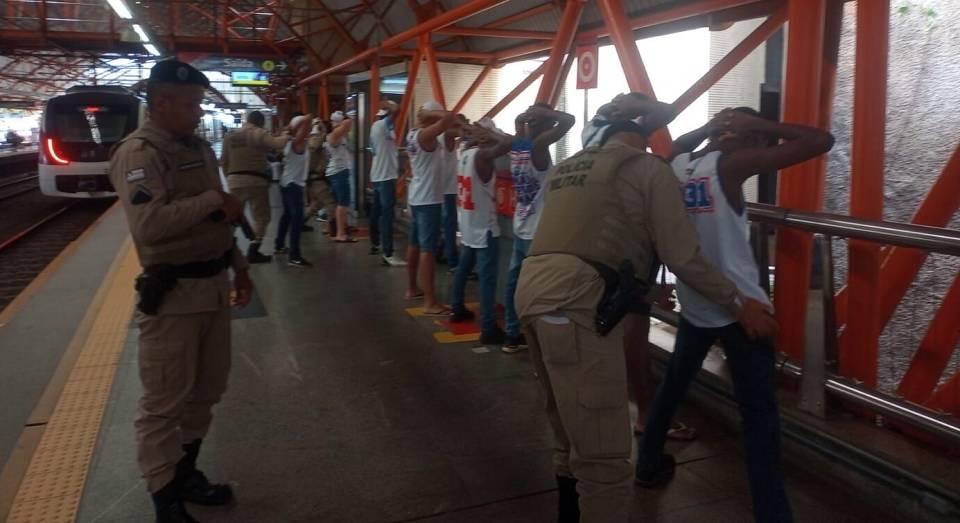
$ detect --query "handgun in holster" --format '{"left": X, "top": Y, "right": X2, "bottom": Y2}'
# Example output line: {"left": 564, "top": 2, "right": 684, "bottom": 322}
{"left": 134, "top": 265, "right": 177, "bottom": 315}
{"left": 592, "top": 259, "right": 649, "bottom": 337}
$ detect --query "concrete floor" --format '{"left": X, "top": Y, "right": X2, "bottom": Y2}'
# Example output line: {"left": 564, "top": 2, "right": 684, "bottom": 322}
{"left": 72, "top": 212, "right": 897, "bottom": 522}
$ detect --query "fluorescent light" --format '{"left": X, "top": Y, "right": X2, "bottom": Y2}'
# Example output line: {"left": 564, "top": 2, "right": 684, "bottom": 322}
{"left": 144, "top": 43, "right": 161, "bottom": 56}
{"left": 106, "top": 0, "right": 133, "bottom": 19}
{"left": 132, "top": 23, "right": 150, "bottom": 43}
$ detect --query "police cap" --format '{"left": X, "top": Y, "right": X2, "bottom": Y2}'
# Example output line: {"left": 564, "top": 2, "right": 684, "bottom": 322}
{"left": 148, "top": 60, "right": 210, "bottom": 88}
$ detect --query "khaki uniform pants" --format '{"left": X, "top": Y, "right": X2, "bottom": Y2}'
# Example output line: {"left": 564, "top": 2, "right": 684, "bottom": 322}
{"left": 305, "top": 179, "right": 336, "bottom": 218}
{"left": 524, "top": 316, "right": 632, "bottom": 522}
{"left": 229, "top": 185, "right": 271, "bottom": 241}
{"left": 134, "top": 307, "right": 232, "bottom": 493}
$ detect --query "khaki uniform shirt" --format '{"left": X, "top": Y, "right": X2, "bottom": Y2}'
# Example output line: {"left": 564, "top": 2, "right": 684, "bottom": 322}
{"left": 519, "top": 142, "right": 738, "bottom": 327}
{"left": 109, "top": 120, "right": 248, "bottom": 315}
{"left": 221, "top": 123, "right": 289, "bottom": 188}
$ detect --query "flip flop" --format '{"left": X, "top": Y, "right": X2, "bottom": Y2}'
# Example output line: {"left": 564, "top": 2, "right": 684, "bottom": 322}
{"left": 334, "top": 238, "right": 359, "bottom": 243}
{"left": 405, "top": 292, "right": 425, "bottom": 300}
{"left": 422, "top": 307, "right": 452, "bottom": 317}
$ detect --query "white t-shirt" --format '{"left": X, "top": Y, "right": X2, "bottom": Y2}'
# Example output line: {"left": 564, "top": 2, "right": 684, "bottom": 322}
{"left": 457, "top": 147, "right": 499, "bottom": 248}
{"left": 509, "top": 139, "right": 551, "bottom": 240}
{"left": 281, "top": 141, "right": 309, "bottom": 187}
{"left": 369, "top": 118, "right": 398, "bottom": 182}
{"left": 406, "top": 128, "right": 443, "bottom": 206}
{"left": 671, "top": 151, "right": 772, "bottom": 328}
{"left": 442, "top": 134, "right": 459, "bottom": 195}
{"left": 325, "top": 135, "right": 351, "bottom": 175}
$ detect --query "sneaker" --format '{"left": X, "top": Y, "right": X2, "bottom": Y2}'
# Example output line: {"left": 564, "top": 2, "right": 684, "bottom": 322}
{"left": 502, "top": 334, "right": 528, "bottom": 354}
{"left": 449, "top": 308, "right": 476, "bottom": 323}
{"left": 247, "top": 251, "right": 272, "bottom": 264}
{"left": 381, "top": 255, "right": 407, "bottom": 267}
{"left": 370, "top": 245, "right": 380, "bottom": 255}
{"left": 315, "top": 215, "right": 328, "bottom": 222}
{"left": 274, "top": 246, "right": 288, "bottom": 255}
{"left": 302, "top": 223, "right": 315, "bottom": 232}
{"left": 480, "top": 327, "right": 507, "bottom": 345}
{"left": 635, "top": 454, "right": 676, "bottom": 488}
{"left": 288, "top": 257, "right": 313, "bottom": 268}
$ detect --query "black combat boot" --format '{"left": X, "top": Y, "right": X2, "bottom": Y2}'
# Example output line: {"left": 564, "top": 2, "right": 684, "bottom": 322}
{"left": 152, "top": 479, "right": 198, "bottom": 523}
{"left": 246, "top": 242, "right": 272, "bottom": 263}
{"left": 556, "top": 475, "right": 580, "bottom": 523}
{"left": 176, "top": 439, "right": 235, "bottom": 506}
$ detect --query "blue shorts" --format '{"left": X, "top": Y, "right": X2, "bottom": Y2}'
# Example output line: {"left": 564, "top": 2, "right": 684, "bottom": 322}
{"left": 327, "top": 169, "right": 351, "bottom": 206}
{"left": 409, "top": 204, "right": 441, "bottom": 250}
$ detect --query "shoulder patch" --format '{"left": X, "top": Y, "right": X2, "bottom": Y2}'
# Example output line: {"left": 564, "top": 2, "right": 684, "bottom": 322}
{"left": 126, "top": 168, "right": 146, "bottom": 182}
{"left": 131, "top": 185, "right": 153, "bottom": 205}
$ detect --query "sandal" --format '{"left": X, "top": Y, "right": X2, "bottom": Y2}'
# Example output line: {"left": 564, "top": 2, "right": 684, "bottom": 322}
{"left": 633, "top": 422, "right": 698, "bottom": 441}
{"left": 334, "top": 237, "right": 359, "bottom": 243}
{"left": 422, "top": 306, "right": 452, "bottom": 317}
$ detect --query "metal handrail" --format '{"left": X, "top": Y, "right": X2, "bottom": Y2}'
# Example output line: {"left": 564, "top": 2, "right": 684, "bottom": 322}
{"left": 746, "top": 203, "right": 960, "bottom": 256}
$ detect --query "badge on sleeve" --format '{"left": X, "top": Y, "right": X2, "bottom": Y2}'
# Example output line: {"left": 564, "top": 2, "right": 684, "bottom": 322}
{"left": 131, "top": 185, "right": 153, "bottom": 205}
{"left": 126, "top": 168, "right": 146, "bottom": 183}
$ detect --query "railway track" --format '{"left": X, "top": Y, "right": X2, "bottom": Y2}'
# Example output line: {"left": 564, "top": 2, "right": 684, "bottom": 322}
{"left": 0, "top": 172, "right": 40, "bottom": 201}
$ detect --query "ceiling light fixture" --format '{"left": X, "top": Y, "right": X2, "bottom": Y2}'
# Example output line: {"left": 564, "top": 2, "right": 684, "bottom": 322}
{"left": 105, "top": 0, "right": 133, "bottom": 19}
{"left": 132, "top": 23, "right": 150, "bottom": 43}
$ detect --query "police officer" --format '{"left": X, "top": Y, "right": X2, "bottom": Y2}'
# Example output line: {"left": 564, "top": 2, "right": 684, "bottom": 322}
{"left": 109, "top": 60, "right": 252, "bottom": 523}
{"left": 221, "top": 109, "right": 291, "bottom": 263}
{"left": 514, "top": 121, "right": 777, "bottom": 522}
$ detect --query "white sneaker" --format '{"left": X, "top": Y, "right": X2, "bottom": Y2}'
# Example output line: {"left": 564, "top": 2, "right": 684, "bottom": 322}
{"left": 382, "top": 254, "right": 407, "bottom": 267}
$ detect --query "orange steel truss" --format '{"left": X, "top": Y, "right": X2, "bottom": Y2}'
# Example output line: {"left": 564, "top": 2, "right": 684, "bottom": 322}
{"left": 4, "top": 0, "right": 959, "bottom": 438}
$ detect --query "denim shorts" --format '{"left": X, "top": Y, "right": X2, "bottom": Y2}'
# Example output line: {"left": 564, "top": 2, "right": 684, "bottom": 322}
{"left": 409, "top": 204, "right": 441, "bottom": 250}
{"left": 327, "top": 169, "right": 351, "bottom": 206}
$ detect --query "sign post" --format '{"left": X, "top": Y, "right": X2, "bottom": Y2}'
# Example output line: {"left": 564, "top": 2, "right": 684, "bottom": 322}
{"left": 576, "top": 44, "right": 599, "bottom": 128}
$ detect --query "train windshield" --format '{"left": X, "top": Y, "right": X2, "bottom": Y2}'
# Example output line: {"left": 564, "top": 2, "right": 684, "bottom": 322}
{"left": 44, "top": 95, "right": 139, "bottom": 163}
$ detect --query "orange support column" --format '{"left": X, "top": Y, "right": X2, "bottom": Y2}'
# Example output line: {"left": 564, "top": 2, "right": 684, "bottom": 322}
{"left": 419, "top": 33, "right": 446, "bottom": 108}
{"left": 298, "top": 89, "right": 308, "bottom": 114}
{"left": 842, "top": 0, "right": 889, "bottom": 387}
{"left": 596, "top": 0, "right": 671, "bottom": 156}
{"left": 899, "top": 274, "right": 960, "bottom": 403}
{"left": 320, "top": 79, "right": 330, "bottom": 119}
{"left": 484, "top": 61, "right": 547, "bottom": 119}
{"left": 535, "top": 0, "right": 584, "bottom": 105}
{"left": 773, "top": 0, "right": 826, "bottom": 361}
{"left": 395, "top": 52, "right": 422, "bottom": 141}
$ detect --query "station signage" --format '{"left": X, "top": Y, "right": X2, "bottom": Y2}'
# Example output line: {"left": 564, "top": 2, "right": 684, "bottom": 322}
{"left": 576, "top": 45, "right": 599, "bottom": 90}
{"left": 179, "top": 53, "right": 287, "bottom": 73}
{"left": 215, "top": 102, "right": 248, "bottom": 110}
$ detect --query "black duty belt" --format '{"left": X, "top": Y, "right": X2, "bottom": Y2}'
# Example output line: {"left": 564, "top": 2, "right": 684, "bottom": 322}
{"left": 227, "top": 170, "right": 271, "bottom": 181}
{"left": 135, "top": 250, "right": 232, "bottom": 315}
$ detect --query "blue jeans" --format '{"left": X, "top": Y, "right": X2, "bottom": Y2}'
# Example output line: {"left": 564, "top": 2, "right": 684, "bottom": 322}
{"left": 639, "top": 317, "right": 793, "bottom": 523}
{"left": 328, "top": 169, "right": 351, "bottom": 206}
{"left": 409, "top": 204, "right": 441, "bottom": 250}
{"left": 504, "top": 238, "right": 531, "bottom": 338}
{"left": 440, "top": 194, "right": 459, "bottom": 267}
{"left": 276, "top": 184, "right": 305, "bottom": 259}
{"left": 450, "top": 232, "right": 499, "bottom": 333}
{"left": 369, "top": 179, "right": 396, "bottom": 256}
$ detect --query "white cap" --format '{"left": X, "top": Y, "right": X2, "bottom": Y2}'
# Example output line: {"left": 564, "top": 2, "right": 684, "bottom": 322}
{"left": 475, "top": 116, "right": 504, "bottom": 135}
{"left": 420, "top": 100, "right": 443, "bottom": 112}
{"left": 376, "top": 109, "right": 388, "bottom": 117}
{"left": 289, "top": 115, "right": 308, "bottom": 130}
{"left": 331, "top": 110, "right": 345, "bottom": 123}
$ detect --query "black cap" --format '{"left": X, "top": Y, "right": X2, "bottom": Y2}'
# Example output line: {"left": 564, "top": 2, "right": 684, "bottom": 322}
{"left": 148, "top": 60, "right": 210, "bottom": 88}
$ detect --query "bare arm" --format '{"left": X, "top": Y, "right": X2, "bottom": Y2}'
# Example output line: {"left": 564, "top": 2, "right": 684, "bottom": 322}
{"left": 416, "top": 110, "right": 455, "bottom": 152}
{"left": 292, "top": 114, "right": 314, "bottom": 154}
{"left": 527, "top": 106, "right": 575, "bottom": 169}
{"left": 669, "top": 121, "right": 715, "bottom": 161}
{"left": 473, "top": 127, "right": 514, "bottom": 183}
{"left": 718, "top": 111, "right": 835, "bottom": 186}
{"left": 326, "top": 117, "right": 351, "bottom": 147}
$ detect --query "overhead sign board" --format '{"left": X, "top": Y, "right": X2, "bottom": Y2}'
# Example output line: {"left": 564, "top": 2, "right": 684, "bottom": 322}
{"left": 576, "top": 45, "right": 599, "bottom": 90}
{"left": 215, "top": 102, "right": 249, "bottom": 110}
{"left": 179, "top": 53, "right": 282, "bottom": 73}
{"left": 231, "top": 71, "right": 270, "bottom": 86}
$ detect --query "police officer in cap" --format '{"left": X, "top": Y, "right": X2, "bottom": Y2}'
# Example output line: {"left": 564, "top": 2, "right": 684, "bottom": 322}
{"left": 514, "top": 120, "right": 778, "bottom": 522}
{"left": 109, "top": 59, "right": 252, "bottom": 522}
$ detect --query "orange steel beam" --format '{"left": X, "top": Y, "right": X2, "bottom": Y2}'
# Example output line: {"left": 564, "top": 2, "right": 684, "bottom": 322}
{"left": 453, "top": 60, "right": 494, "bottom": 114}
{"left": 300, "top": 0, "right": 510, "bottom": 84}
{"left": 308, "top": 0, "right": 364, "bottom": 53}
{"left": 899, "top": 274, "right": 960, "bottom": 404}
{"left": 551, "top": 50, "right": 576, "bottom": 108}
{"left": 536, "top": 0, "right": 585, "bottom": 104}
{"left": 370, "top": 59, "right": 380, "bottom": 125}
{"left": 672, "top": 4, "right": 787, "bottom": 113}
{"left": 320, "top": 78, "right": 330, "bottom": 118}
{"left": 381, "top": 48, "right": 493, "bottom": 61}
{"left": 434, "top": 27, "right": 555, "bottom": 40}
{"left": 395, "top": 51, "right": 422, "bottom": 142}
{"left": 486, "top": 2, "right": 555, "bottom": 29}
{"left": 420, "top": 33, "right": 446, "bottom": 108}
{"left": 841, "top": 0, "right": 888, "bottom": 388}
{"left": 484, "top": 61, "right": 547, "bottom": 119}
{"left": 596, "top": 0, "right": 672, "bottom": 156}
{"left": 774, "top": 0, "right": 826, "bottom": 361}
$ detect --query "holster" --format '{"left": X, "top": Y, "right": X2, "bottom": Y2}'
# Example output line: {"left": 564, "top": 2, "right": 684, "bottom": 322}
{"left": 134, "top": 250, "right": 233, "bottom": 315}
{"left": 584, "top": 258, "right": 650, "bottom": 337}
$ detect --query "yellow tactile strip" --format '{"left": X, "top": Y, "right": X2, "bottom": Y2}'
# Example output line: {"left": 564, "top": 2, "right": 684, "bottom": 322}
{"left": 7, "top": 242, "right": 138, "bottom": 523}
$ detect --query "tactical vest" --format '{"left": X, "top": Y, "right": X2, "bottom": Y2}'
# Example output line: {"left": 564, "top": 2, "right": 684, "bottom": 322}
{"left": 114, "top": 125, "right": 233, "bottom": 267}
{"left": 224, "top": 125, "right": 271, "bottom": 174}
{"left": 529, "top": 143, "right": 655, "bottom": 280}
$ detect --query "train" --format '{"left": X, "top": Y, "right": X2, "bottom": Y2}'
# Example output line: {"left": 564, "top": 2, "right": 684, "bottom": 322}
{"left": 38, "top": 85, "right": 144, "bottom": 198}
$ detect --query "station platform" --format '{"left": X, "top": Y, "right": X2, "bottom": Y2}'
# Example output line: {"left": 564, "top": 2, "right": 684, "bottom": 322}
{"left": 0, "top": 199, "right": 949, "bottom": 522}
